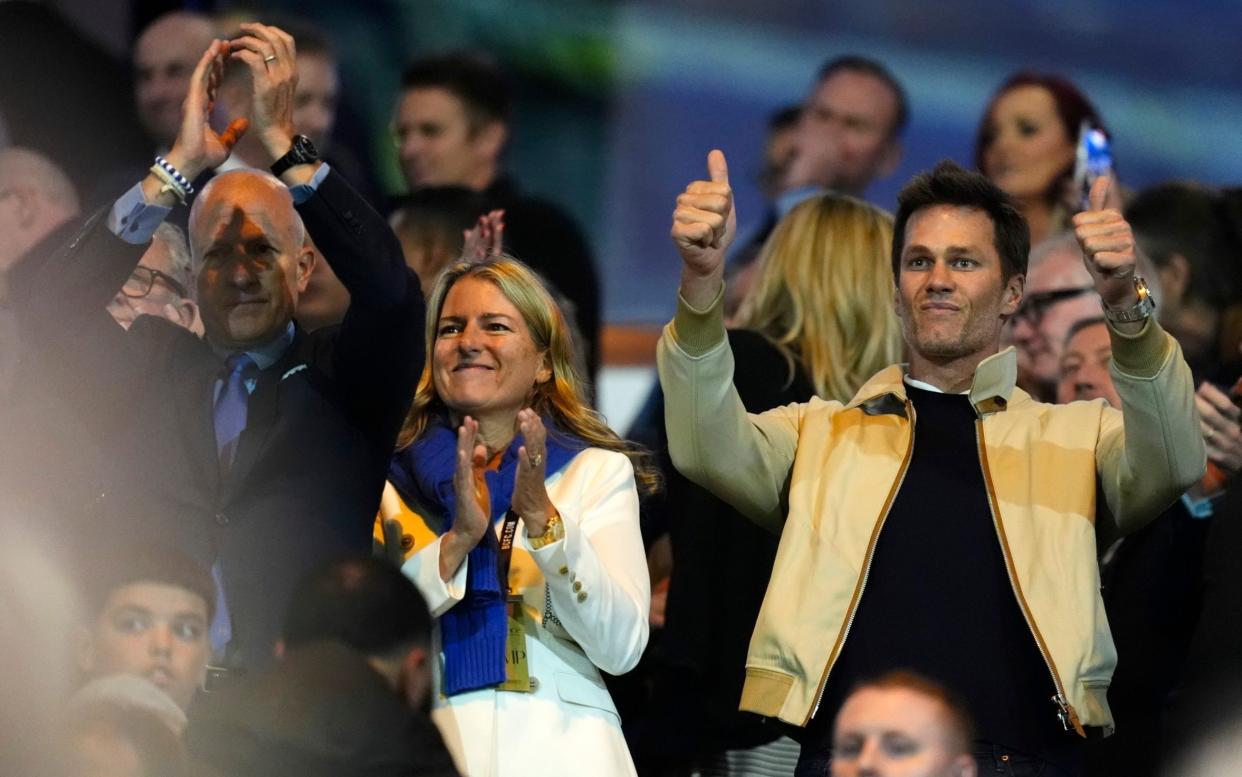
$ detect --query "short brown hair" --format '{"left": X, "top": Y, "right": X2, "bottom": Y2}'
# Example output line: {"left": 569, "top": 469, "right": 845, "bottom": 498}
{"left": 847, "top": 670, "right": 976, "bottom": 754}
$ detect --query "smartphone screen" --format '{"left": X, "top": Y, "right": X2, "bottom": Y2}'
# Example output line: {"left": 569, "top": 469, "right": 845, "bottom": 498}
{"left": 1074, "top": 120, "right": 1113, "bottom": 210}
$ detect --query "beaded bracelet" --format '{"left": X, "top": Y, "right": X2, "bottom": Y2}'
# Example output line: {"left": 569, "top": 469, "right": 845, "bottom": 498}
{"left": 149, "top": 163, "right": 188, "bottom": 205}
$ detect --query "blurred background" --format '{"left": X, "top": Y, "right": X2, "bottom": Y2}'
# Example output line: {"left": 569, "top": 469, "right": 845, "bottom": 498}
{"left": 5, "top": 0, "right": 1241, "bottom": 425}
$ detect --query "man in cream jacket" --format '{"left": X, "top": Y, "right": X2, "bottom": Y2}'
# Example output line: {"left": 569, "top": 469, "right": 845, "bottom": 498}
{"left": 658, "top": 153, "right": 1203, "bottom": 777}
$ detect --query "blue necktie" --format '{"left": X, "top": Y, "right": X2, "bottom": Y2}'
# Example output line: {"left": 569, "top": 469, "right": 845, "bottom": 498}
{"left": 213, "top": 353, "right": 256, "bottom": 468}
{"left": 209, "top": 353, "right": 255, "bottom": 656}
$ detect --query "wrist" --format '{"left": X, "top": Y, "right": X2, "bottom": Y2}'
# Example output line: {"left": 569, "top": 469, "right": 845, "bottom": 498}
{"left": 260, "top": 128, "right": 295, "bottom": 163}
{"left": 161, "top": 149, "right": 205, "bottom": 184}
{"left": 526, "top": 508, "right": 563, "bottom": 549}
{"left": 680, "top": 265, "right": 725, "bottom": 311}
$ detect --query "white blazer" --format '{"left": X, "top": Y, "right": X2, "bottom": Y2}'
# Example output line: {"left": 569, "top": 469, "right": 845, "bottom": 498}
{"left": 403, "top": 447, "right": 650, "bottom": 777}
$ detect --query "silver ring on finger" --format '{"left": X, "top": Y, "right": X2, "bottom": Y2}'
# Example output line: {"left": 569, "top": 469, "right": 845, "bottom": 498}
{"left": 264, "top": 54, "right": 278, "bottom": 64}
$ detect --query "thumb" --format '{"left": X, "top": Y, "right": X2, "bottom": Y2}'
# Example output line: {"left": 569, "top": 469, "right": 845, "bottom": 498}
{"left": 219, "top": 118, "right": 249, "bottom": 151}
{"left": 707, "top": 149, "right": 730, "bottom": 186}
{"left": 1088, "top": 174, "right": 1112, "bottom": 212}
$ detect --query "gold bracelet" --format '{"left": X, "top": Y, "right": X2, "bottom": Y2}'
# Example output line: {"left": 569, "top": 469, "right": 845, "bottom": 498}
{"left": 527, "top": 510, "right": 564, "bottom": 550}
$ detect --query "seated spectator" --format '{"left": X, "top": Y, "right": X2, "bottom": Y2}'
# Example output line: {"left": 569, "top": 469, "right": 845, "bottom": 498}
{"left": 9, "top": 28, "right": 424, "bottom": 673}
{"left": 0, "top": 147, "right": 80, "bottom": 314}
{"left": 185, "top": 556, "right": 458, "bottom": 777}
{"left": 75, "top": 545, "right": 215, "bottom": 713}
{"left": 829, "top": 671, "right": 976, "bottom": 777}
{"left": 386, "top": 256, "right": 656, "bottom": 776}
{"left": 107, "top": 222, "right": 201, "bottom": 334}
{"left": 1126, "top": 181, "right": 1242, "bottom": 377}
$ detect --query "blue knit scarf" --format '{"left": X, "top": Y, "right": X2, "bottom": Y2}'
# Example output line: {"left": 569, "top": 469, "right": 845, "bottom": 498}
{"left": 388, "top": 417, "right": 583, "bottom": 696}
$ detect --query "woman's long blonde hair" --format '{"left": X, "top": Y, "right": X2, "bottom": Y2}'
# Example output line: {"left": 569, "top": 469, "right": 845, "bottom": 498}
{"left": 733, "top": 194, "right": 903, "bottom": 403}
{"left": 397, "top": 255, "right": 660, "bottom": 496}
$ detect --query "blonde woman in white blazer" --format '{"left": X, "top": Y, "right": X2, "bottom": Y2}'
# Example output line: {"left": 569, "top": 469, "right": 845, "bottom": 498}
{"left": 386, "top": 254, "right": 658, "bottom": 777}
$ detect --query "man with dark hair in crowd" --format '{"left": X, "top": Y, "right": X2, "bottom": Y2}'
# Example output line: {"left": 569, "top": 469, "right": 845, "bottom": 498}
{"left": 186, "top": 556, "right": 458, "bottom": 777}
{"left": 661, "top": 152, "right": 1202, "bottom": 775}
{"left": 831, "top": 671, "right": 977, "bottom": 777}
{"left": 393, "top": 51, "right": 602, "bottom": 380}
{"left": 9, "top": 27, "right": 423, "bottom": 675}
{"left": 75, "top": 545, "right": 216, "bottom": 715}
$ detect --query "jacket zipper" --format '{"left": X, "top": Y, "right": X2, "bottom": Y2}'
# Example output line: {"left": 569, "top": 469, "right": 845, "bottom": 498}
{"left": 805, "top": 401, "right": 917, "bottom": 724}
{"left": 974, "top": 419, "right": 1086, "bottom": 737}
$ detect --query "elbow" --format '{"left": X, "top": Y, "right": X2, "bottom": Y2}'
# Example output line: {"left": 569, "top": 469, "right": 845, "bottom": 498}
{"left": 595, "top": 618, "right": 649, "bottom": 676}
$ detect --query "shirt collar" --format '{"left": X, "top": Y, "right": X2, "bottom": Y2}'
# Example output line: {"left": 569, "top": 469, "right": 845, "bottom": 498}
{"left": 846, "top": 347, "right": 1022, "bottom": 416}
{"left": 211, "top": 321, "right": 296, "bottom": 370}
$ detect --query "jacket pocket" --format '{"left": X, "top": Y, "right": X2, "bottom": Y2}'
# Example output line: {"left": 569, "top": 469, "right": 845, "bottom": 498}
{"left": 554, "top": 672, "right": 620, "bottom": 720}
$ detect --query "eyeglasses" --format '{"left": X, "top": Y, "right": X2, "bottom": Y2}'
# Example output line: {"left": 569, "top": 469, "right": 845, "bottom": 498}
{"left": 122, "top": 265, "right": 189, "bottom": 300}
{"left": 1013, "top": 286, "right": 1095, "bottom": 327}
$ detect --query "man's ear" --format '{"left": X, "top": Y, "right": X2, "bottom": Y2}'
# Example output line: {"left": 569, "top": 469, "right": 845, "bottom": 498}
{"left": 1001, "top": 272, "right": 1025, "bottom": 317}
{"left": 295, "top": 246, "right": 317, "bottom": 293}
{"left": 475, "top": 120, "right": 508, "bottom": 162}
{"left": 7, "top": 187, "right": 38, "bottom": 230}
{"left": 1158, "top": 253, "right": 1189, "bottom": 307}
{"left": 399, "top": 646, "right": 431, "bottom": 709}
{"left": 74, "top": 625, "right": 96, "bottom": 675}
{"left": 878, "top": 139, "right": 903, "bottom": 179}
{"left": 162, "top": 299, "right": 202, "bottom": 336}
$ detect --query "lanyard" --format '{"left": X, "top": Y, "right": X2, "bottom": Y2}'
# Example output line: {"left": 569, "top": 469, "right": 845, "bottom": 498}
{"left": 497, "top": 509, "right": 521, "bottom": 596}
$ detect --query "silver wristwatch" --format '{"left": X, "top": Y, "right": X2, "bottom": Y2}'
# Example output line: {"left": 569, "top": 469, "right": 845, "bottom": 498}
{"left": 1102, "top": 276, "right": 1156, "bottom": 324}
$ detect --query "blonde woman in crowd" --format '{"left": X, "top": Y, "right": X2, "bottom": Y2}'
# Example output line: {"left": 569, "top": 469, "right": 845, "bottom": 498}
{"left": 385, "top": 255, "right": 658, "bottom": 777}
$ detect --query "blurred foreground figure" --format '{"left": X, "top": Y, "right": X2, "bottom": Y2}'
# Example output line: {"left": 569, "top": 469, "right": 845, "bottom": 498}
{"left": 187, "top": 556, "right": 457, "bottom": 777}
{"left": 830, "top": 672, "right": 976, "bottom": 777}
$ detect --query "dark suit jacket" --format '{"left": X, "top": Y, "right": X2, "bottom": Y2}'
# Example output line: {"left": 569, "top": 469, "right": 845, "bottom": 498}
{"left": 11, "top": 169, "right": 424, "bottom": 669}
{"left": 186, "top": 641, "right": 459, "bottom": 777}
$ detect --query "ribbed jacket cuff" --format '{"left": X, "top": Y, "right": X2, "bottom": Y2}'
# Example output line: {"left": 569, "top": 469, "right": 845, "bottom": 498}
{"left": 671, "top": 285, "right": 727, "bottom": 356}
{"left": 1107, "top": 317, "right": 1171, "bottom": 379}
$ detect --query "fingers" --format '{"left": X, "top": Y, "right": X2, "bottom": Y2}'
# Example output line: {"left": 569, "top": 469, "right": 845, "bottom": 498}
{"left": 707, "top": 149, "right": 730, "bottom": 185}
{"left": 1198, "top": 382, "right": 1242, "bottom": 424}
{"left": 1088, "top": 174, "right": 1112, "bottom": 212}
{"left": 218, "top": 118, "right": 249, "bottom": 150}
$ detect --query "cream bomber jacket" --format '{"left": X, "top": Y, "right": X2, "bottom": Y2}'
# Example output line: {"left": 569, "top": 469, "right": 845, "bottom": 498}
{"left": 657, "top": 289, "right": 1204, "bottom": 735}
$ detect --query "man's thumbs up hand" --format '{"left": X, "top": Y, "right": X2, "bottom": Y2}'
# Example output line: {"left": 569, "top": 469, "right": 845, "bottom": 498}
{"left": 1072, "top": 174, "right": 1139, "bottom": 311}
{"left": 671, "top": 150, "right": 736, "bottom": 308}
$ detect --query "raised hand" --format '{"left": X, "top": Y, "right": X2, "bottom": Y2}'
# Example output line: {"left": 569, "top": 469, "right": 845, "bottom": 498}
{"left": 462, "top": 209, "right": 506, "bottom": 261}
{"left": 671, "top": 150, "right": 736, "bottom": 309}
{"left": 162, "top": 41, "right": 248, "bottom": 185}
{"left": 511, "top": 409, "right": 557, "bottom": 537}
{"left": 1072, "top": 175, "right": 1139, "bottom": 312}
{"left": 229, "top": 22, "right": 298, "bottom": 163}
{"left": 439, "top": 416, "right": 491, "bottom": 581}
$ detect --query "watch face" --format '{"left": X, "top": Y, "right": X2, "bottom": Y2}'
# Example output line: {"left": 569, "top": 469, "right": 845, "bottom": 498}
{"left": 293, "top": 135, "right": 318, "bottom": 162}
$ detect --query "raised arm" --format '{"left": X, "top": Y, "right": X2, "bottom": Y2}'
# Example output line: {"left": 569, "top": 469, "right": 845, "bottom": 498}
{"left": 1075, "top": 176, "right": 1206, "bottom": 539}
{"left": 657, "top": 150, "right": 801, "bottom": 532}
